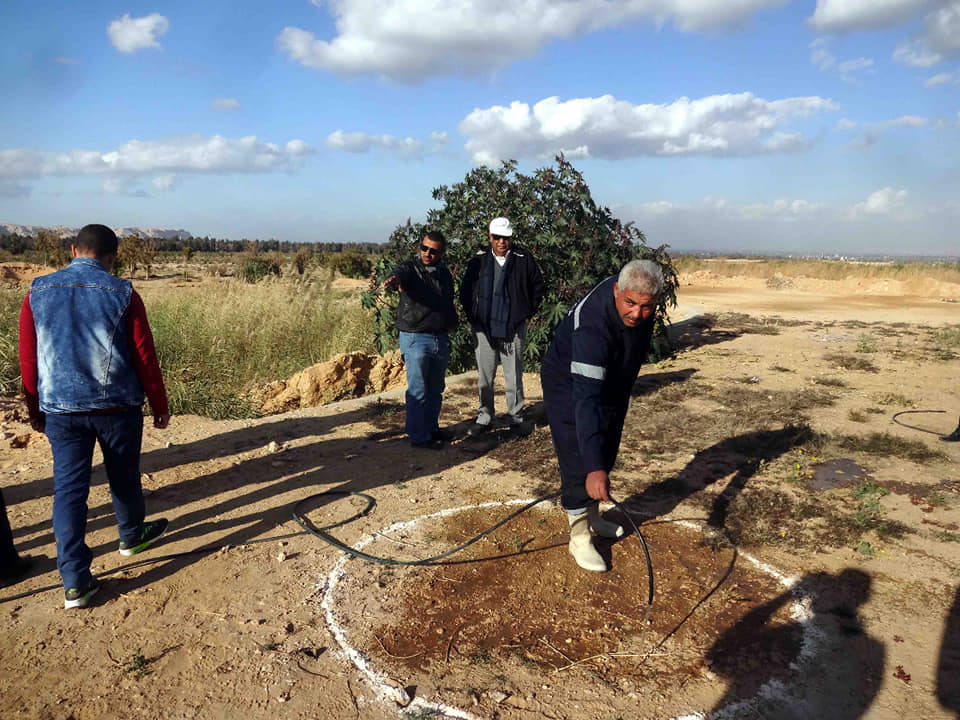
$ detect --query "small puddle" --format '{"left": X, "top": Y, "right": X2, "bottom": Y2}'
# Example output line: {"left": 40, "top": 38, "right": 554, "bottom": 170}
{"left": 806, "top": 458, "right": 870, "bottom": 492}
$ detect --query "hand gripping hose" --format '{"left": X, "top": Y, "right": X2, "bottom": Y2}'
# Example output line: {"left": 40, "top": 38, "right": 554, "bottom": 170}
{"left": 293, "top": 489, "right": 654, "bottom": 606}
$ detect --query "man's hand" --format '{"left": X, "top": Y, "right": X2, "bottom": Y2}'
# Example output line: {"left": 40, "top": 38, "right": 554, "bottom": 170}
{"left": 154, "top": 414, "right": 171, "bottom": 429}
{"left": 29, "top": 414, "right": 45, "bottom": 434}
{"left": 585, "top": 470, "right": 611, "bottom": 502}
{"left": 384, "top": 276, "right": 401, "bottom": 292}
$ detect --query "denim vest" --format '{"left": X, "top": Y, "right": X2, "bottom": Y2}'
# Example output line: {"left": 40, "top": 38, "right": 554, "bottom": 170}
{"left": 29, "top": 257, "right": 145, "bottom": 413}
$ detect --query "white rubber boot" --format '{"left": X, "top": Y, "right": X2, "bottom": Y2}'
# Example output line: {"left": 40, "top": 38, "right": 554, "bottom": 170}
{"left": 588, "top": 503, "right": 625, "bottom": 539}
{"left": 567, "top": 512, "right": 607, "bottom": 572}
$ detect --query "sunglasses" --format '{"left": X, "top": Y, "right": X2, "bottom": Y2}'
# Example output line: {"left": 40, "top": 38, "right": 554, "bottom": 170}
{"left": 419, "top": 244, "right": 442, "bottom": 256}
{"left": 491, "top": 234, "right": 511, "bottom": 241}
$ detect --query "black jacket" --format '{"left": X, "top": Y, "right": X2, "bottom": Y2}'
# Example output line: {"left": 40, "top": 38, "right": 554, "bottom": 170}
{"left": 541, "top": 275, "right": 654, "bottom": 473}
{"left": 390, "top": 258, "right": 457, "bottom": 334}
{"left": 459, "top": 245, "right": 544, "bottom": 339}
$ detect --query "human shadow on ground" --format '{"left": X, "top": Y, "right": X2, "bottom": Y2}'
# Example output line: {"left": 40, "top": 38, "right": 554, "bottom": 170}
{"left": 705, "top": 568, "right": 883, "bottom": 720}
{"left": 615, "top": 425, "right": 813, "bottom": 530}
{"left": 667, "top": 315, "right": 743, "bottom": 354}
{"left": 938, "top": 585, "right": 960, "bottom": 716}
{"left": 10, "top": 400, "right": 496, "bottom": 578}
{"left": 630, "top": 368, "right": 698, "bottom": 399}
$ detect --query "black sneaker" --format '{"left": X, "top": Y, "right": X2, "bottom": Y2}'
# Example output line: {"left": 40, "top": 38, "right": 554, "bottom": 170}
{"left": 942, "top": 426, "right": 960, "bottom": 442}
{"left": 431, "top": 428, "right": 453, "bottom": 442}
{"left": 64, "top": 580, "right": 100, "bottom": 609}
{"left": 119, "top": 518, "right": 169, "bottom": 557}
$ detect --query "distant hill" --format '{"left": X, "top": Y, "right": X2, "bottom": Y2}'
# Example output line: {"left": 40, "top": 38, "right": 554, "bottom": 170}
{"left": 0, "top": 223, "right": 192, "bottom": 241}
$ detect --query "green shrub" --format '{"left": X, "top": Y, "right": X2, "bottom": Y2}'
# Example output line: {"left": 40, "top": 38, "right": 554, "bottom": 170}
{"left": 362, "top": 155, "right": 678, "bottom": 372}
{"left": 329, "top": 250, "right": 373, "bottom": 279}
{"left": 238, "top": 253, "right": 281, "bottom": 283}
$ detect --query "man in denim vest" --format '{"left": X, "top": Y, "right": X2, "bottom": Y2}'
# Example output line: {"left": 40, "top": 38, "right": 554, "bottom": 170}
{"left": 19, "top": 224, "right": 170, "bottom": 609}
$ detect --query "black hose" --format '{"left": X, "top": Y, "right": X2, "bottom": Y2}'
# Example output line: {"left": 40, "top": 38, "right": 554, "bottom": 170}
{"left": 293, "top": 489, "right": 655, "bottom": 606}
{"left": 892, "top": 409, "right": 947, "bottom": 436}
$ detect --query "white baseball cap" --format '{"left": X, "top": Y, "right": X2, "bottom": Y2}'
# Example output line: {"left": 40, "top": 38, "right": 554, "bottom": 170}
{"left": 488, "top": 217, "right": 513, "bottom": 237}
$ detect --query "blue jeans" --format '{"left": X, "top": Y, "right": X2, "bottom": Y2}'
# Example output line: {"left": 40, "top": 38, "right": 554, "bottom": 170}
{"left": 399, "top": 331, "right": 449, "bottom": 444}
{"left": 45, "top": 410, "right": 145, "bottom": 589}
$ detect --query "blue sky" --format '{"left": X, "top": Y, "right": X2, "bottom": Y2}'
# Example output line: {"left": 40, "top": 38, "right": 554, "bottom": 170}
{"left": 1, "top": 0, "right": 958, "bottom": 254}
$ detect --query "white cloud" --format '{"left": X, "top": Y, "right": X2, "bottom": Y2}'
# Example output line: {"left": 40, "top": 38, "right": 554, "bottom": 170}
{"left": 809, "top": 38, "right": 836, "bottom": 70}
{"left": 843, "top": 115, "right": 927, "bottom": 147}
{"left": 0, "top": 135, "right": 313, "bottom": 179}
{"left": 211, "top": 98, "right": 241, "bottom": 111}
{"left": 325, "top": 131, "right": 421, "bottom": 156}
{"left": 107, "top": 13, "right": 170, "bottom": 53}
{"left": 280, "top": 0, "right": 787, "bottom": 81}
{"left": 810, "top": 38, "right": 874, "bottom": 82}
{"left": 809, "top": 0, "right": 943, "bottom": 32}
{"left": 325, "top": 130, "right": 448, "bottom": 157}
{"left": 893, "top": 1, "right": 960, "bottom": 66}
{"left": 459, "top": 93, "right": 837, "bottom": 165}
{"left": 924, "top": 72, "right": 954, "bottom": 85}
{"left": 102, "top": 178, "right": 128, "bottom": 195}
{"left": 152, "top": 174, "right": 176, "bottom": 191}
{"left": 837, "top": 57, "right": 874, "bottom": 72}
{"left": 851, "top": 187, "right": 909, "bottom": 217}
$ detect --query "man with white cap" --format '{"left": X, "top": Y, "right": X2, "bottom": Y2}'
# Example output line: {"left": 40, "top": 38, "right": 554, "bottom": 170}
{"left": 459, "top": 217, "right": 544, "bottom": 435}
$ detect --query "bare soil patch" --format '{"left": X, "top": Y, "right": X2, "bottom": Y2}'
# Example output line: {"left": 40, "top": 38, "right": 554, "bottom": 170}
{"left": 2, "top": 263, "right": 959, "bottom": 719}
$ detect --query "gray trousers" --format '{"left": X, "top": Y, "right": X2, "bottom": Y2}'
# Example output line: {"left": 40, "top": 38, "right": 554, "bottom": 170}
{"left": 474, "top": 323, "right": 526, "bottom": 425}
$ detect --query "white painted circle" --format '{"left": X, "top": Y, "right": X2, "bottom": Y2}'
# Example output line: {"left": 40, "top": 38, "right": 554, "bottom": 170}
{"left": 319, "top": 500, "right": 820, "bottom": 719}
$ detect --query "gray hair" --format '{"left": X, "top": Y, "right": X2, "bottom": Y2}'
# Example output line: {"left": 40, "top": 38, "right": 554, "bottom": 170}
{"left": 618, "top": 259, "right": 664, "bottom": 296}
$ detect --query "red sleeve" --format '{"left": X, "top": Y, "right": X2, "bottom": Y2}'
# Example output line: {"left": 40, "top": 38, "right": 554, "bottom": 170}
{"left": 18, "top": 293, "right": 40, "bottom": 420}
{"left": 127, "top": 291, "right": 169, "bottom": 416}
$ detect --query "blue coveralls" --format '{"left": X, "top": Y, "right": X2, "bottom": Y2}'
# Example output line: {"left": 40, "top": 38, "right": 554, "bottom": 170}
{"left": 540, "top": 275, "right": 654, "bottom": 511}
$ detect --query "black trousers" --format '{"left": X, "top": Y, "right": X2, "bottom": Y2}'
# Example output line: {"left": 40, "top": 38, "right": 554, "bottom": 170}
{"left": 542, "top": 372, "right": 624, "bottom": 511}
{"left": 0, "top": 489, "right": 19, "bottom": 571}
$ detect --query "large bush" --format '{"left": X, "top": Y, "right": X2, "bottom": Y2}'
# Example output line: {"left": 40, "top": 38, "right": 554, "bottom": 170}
{"left": 118, "top": 235, "right": 157, "bottom": 278}
{"left": 237, "top": 251, "right": 282, "bottom": 283}
{"left": 361, "top": 156, "right": 677, "bottom": 372}
{"left": 328, "top": 249, "right": 373, "bottom": 279}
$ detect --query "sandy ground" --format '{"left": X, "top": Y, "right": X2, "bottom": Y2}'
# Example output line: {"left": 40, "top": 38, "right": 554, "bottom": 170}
{"left": 1, "top": 268, "right": 959, "bottom": 720}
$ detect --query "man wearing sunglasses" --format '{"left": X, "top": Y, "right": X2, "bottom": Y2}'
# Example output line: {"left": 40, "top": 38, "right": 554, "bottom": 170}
{"left": 384, "top": 231, "right": 457, "bottom": 449}
{"left": 460, "top": 217, "right": 543, "bottom": 436}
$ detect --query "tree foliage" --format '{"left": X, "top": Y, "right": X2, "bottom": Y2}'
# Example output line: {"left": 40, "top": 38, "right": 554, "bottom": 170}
{"left": 237, "top": 250, "right": 282, "bottom": 283}
{"left": 326, "top": 249, "right": 373, "bottom": 279}
{"left": 361, "top": 155, "right": 678, "bottom": 373}
{"left": 118, "top": 235, "right": 157, "bottom": 278}
{"left": 35, "top": 230, "right": 69, "bottom": 268}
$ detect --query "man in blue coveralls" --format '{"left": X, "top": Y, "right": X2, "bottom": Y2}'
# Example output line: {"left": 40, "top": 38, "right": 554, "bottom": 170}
{"left": 541, "top": 259, "right": 663, "bottom": 571}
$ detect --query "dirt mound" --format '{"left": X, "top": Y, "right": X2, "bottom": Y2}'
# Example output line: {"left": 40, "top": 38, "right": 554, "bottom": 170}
{"left": 0, "top": 262, "right": 54, "bottom": 285}
{"left": 256, "top": 351, "right": 406, "bottom": 413}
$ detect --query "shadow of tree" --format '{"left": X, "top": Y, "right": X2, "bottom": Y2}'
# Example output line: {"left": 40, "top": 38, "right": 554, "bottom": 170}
{"left": 631, "top": 368, "right": 698, "bottom": 398}
{"left": 668, "top": 315, "right": 742, "bottom": 354}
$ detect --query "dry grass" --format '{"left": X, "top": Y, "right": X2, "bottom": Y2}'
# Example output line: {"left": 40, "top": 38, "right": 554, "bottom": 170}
{"left": 139, "top": 273, "right": 375, "bottom": 418}
{"left": 833, "top": 432, "right": 946, "bottom": 464}
{"left": 823, "top": 353, "right": 879, "bottom": 372}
